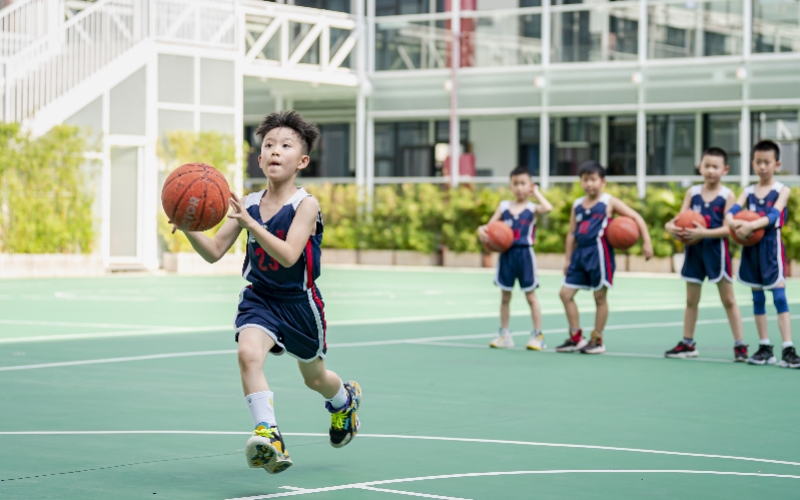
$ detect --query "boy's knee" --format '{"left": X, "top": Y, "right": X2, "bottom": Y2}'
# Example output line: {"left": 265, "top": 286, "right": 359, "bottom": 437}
{"left": 772, "top": 287, "right": 790, "bottom": 314}
{"left": 594, "top": 292, "right": 607, "bottom": 306}
{"left": 720, "top": 294, "right": 737, "bottom": 310}
{"left": 559, "top": 287, "right": 572, "bottom": 302}
{"left": 501, "top": 292, "right": 512, "bottom": 305}
{"left": 752, "top": 289, "right": 766, "bottom": 315}
{"left": 302, "top": 373, "right": 324, "bottom": 390}
{"left": 686, "top": 296, "right": 700, "bottom": 308}
{"left": 237, "top": 342, "right": 262, "bottom": 369}
{"left": 525, "top": 292, "right": 537, "bottom": 305}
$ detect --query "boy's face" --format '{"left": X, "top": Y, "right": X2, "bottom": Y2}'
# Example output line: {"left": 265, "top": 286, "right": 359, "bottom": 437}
{"left": 579, "top": 172, "right": 606, "bottom": 197}
{"left": 752, "top": 150, "right": 781, "bottom": 180}
{"left": 698, "top": 154, "right": 729, "bottom": 183}
{"left": 509, "top": 173, "right": 532, "bottom": 200}
{"left": 259, "top": 127, "right": 309, "bottom": 181}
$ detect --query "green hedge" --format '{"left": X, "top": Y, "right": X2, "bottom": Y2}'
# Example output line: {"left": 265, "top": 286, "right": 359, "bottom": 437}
{"left": 298, "top": 182, "right": 800, "bottom": 259}
{"left": 0, "top": 124, "right": 96, "bottom": 253}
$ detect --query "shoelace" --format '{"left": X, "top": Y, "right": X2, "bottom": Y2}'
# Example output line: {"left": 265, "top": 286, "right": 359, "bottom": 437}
{"left": 253, "top": 427, "right": 276, "bottom": 439}
{"left": 331, "top": 411, "right": 349, "bottom": 430}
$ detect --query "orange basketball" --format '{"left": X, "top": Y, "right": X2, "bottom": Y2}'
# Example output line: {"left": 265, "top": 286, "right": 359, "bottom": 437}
{"left": 730, "top": 210, "right": 765, "bottom": 247}
{"left": 605, "top": 216, "right": 639, "bottom": 250}
{"left": 674, "top": 211, "right": 707, "bottom": 246}
{"left": 484, "top": 220, "right": 514, "bottom": 253}
{"left": 162, "top": 163, "right": 231, "bottom": 232}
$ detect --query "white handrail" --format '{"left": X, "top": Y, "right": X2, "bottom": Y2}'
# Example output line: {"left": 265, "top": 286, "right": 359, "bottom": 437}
{"left": 0, "top": 0, "right": 59, "bottom": 60}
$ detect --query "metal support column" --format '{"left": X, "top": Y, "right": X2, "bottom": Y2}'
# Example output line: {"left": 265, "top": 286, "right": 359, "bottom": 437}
{"left": 449, "top": 0, "right": 460, "bottom": 188}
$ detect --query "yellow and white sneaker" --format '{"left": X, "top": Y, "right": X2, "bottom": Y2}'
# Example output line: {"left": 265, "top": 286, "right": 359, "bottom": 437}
{"left": 526, "top": 331, "right": 546, "bottom": 351}
{"left": 245, "top": 424, "right": 293, "bottom": 474}
{"left": 489, "top": 329, "right": 514, "bottom": 348}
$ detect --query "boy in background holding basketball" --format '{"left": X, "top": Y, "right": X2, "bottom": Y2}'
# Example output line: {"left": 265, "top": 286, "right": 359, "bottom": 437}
{"left": 556, "top": 161, "right": 653, "bottom": 354}
{"left": 663, "top": 147, "right": 746, "bottom": 361}
{"left": 178, "top": 111, "right": 363, "bottom": 473}
{"left": 726, "top": 140, "right": 800, "bottom": 368}
{"left": 478, "top": 166, "right": 553, "bottom": 350}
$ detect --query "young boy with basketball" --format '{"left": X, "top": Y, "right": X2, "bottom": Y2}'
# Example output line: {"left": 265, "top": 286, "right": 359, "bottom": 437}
{"left": 556, "top": 161, "right": 653, "bottom": 354}
{"left": 478, "top": 166, "right": 553, "bottom": 350}
{"left": 663, "top": 147, "right": 746, "bottom": 361}
{"left": 726, "top": 140, "right": 800, "bottom": 368}
{"left": 178, "top": 111, "right": 362, "bottom": 473}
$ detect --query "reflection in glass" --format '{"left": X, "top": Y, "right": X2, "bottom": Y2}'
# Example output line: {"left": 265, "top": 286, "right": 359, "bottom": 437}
{"left": 647, "top": 115, "right": 696, "bottom": 175}
{"left": 647, "top": 1, "right": 743, "bottom": 59}
{"left": 704, "top": 113, "right": 740, "bottom": 174}
{"left": 464, "top": 13, "right": 543, "bottom": 66}
{"left": 374, "top": 122, "right": 434, "bottom": 176}
{"left": 608, "top": 116, "right": 637, "bottom": 176}
{"left": 553, "top": 117, "right": 600, "bottom": 175}
{"left": 752, "top": 111, "right": 800, "bottom": 175}
{"left": 376, "top": 21, "right": 448, "bottom": 70}
{"left": 551, "top": 5, "right": 638, "bottom": 63}
{"left": 753, "top": 0, "right": 800, "bottom": 53}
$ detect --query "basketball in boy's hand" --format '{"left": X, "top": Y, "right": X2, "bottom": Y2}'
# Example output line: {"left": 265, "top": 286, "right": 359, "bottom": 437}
{"left": 606, "top": 216, "right": 639, "bottom": 250}
{"left": 162, "top": 163, "right": 231, "bottom": 231}
{"left": 730, "top": 210, "right": 765, "bottom": 246}
{"left": 484, "top": 221, "right": 514, "bottom": 253}
{"left": 674, "top": 211, "right": 707, "bottom": 245}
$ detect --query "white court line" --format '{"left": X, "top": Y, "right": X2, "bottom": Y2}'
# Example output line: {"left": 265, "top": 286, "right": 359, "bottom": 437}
{"left": 0, "top": 325, "right": 230, "bottom": 344}
{"left": 0, "top": 315, "right": 784, "bottom": 371}
{"left": 0, "top": 319, "right": 167, "bottom": 329}
{"left": 282, "top": 485, "right": 470, "bottom": 500}
{"left": 229, "top": 470, "right": 800, "bottom": 499}
{"left": 2, "top": 431, "right": 799, "bottom": 469}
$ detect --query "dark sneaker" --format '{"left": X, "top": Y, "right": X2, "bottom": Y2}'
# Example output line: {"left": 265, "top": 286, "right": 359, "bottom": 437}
{"left": 778, "top": 346, "right": 800, "bottom": 369}
{"left": 555, "top": 330, "right": 587, "bottom": 353}
{"left": 245, "top": 424, "right": 292, "bottom": 474}
{"left": 747, "top": 344, "right": 776, "bottom": 365}
{"left": 733, "top": 344, "right": 749, "bottom": 362}
{"left": 326, "top": 381, "right": 361, "bottom": 448}
{"left": 580, "top": 330, "right": 606, "bottom": 354}
{"left": 665, "top": 341, "right": 699, "bottom": 359}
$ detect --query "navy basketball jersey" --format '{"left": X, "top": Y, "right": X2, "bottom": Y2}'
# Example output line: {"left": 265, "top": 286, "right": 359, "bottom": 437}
{"left": 572, "top": 193, "right": 612, "bottom": 246}
{"left": 241, "top": 187, "right": 323, "bottom": 294}
{"left": 745, "top": 181, "right": 787, "bottom": 232}
{"left": 688, "top": 185, "right": 731, "bottom": 229}
{"left": 498, "top": 200, "right": 537, "bottom": 247}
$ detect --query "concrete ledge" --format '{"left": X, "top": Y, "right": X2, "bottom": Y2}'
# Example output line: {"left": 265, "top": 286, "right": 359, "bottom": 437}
{"left": 321, "top": 249, "right": 358, "bottom": 265}
{"left": 629, "top": 255, "right": 673, "bottom": 273}
{"left": 357, "top": 250, "right": 394, "bottom": 265}
{"left": 395, "top": 250, "right": 440, "bottom": 266}
{"left": 443, "top": 251, "right": 482, "bottom": 268}
{"left": 537, "top": 253, "right": 566, "bottom": 271}
{"left": 0, "top": 254, "right": 105, "bottom": 279}
{"left": 162, "top": 252, "right": 244, "bottom": 275}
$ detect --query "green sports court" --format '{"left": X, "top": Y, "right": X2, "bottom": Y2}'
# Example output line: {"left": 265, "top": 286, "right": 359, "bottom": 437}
{"left": 1, "top": 267, "right": 799, "bottom": 499}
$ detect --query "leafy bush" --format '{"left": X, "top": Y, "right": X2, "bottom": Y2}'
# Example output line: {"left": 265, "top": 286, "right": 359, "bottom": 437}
{"left": 0, "top": 124, "right": 96, "bottom": 253}
{"left": 157, "top": 131, "right": 247, "bottom": 253}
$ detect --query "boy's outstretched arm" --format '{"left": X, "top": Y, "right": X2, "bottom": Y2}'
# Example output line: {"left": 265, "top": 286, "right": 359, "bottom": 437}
{"left": 610, "top": 198, "right": 654, "bottom": 259}
{"left": 182, "top": 217, "right": 243, "bottom": 264}
{"left": 665, "top": 189, "right": 692, "bottom": 241}
{"left": 478, "top": 205, "right": 503, "bottom": 243}
{"left": 228, "top": 193, "right": 318, "bottom": 268}
{"left": 731, "top": 186, "right": 790, "bottom": 241}
{"left": 725, "top": 190, "right": 749, "bottom": 228}
{"left": 532, "top": 184, "right": 553, "bottom": 214}
{"left": 563, "top": 208, "right": 577, "bottom": 275}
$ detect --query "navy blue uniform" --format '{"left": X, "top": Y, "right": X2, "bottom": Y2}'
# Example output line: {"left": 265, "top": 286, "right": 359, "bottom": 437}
{"left": 564, "top": 194, "right": 615, "bottom": 290}
{"left": 737, "top": 182, "right": 787, "bottom": 290}
{"left": 681, "top": 185, "right": 733, "bottom": 284}
{"left": 234, "top": 188, "right": 327, "bottom": 362}
{"left": 494, "top": 200, "right": 539, "bottom": 292}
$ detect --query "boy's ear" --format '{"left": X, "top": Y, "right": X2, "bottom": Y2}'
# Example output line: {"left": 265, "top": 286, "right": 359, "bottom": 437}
{"left": 295, "top": 154, "right": 311, "bottom": 171}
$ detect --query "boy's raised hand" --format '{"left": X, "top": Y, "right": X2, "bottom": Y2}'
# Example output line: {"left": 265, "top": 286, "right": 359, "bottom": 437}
{"left": 664, "top": 218, "right": 683, "bottom": 241}
{"left": 477, "top": 224, "right": 489, "bottom": 243}
{"left": 228, "top": 193, "right": 256, "bottom": 230}
{"left": 642, "top": 240, "right": 654, "bottom": 260}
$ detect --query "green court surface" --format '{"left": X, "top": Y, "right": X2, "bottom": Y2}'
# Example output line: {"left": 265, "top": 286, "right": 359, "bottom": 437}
{"left": 1, "top": 267, "right": 799, "bottom": 499}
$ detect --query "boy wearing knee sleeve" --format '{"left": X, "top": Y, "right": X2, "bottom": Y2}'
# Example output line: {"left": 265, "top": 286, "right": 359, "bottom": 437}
{"left": 664, "top": 147, "right": 745, "bottom": 361}
{"left": 726, "top": 140, "right": 800, "bottom": 369}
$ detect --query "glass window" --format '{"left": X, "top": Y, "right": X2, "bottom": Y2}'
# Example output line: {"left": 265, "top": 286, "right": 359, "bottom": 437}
{"left": 158, "top": 110, "right": 194, "bottom": 136}
{"left": 752, "top": 111, "right": 800, "bottom": 175}
{"left": 304, "top": 123, "right": 353, "bottom": 177}
{"left": 65, "top": 97, "right": 103, "bottom": 151}
{"left": 518, "top": 117, "right": 549, "bottom": 176}
{"left": 608, "top": 115, "right": 636, "bottom": 176}
{"left": 435, "top": 120, "right": 469, "bottom": 143}
{"left": 647, "top": 1, "right": 743, "bottom": 58}
{"left": 158, "top": 54, "right": 193, "bottom": 104}
{"left": 375, "top": 20, "right": 448, "bottom": 70}
{"left": 753, "top": 0, "right": 800, "bottom": 53}
{"left": 703, "top": 113, "right": 740, "bottom": 174}
{"left": 200, "top": 59, "right": 234, "bottom": 107}
{"left": 551, "top": 5, "right": 639, "bottom": 63}
{"left": 294, "top": 0, "right": 351, "bottom": 13}
{"left": 463, "top": 13, "right": 543, "bottom": 66}
{"left": 376, "top": 0, "right": 432, "bottom": 16}
{"left": 553, "top": 116, "right": 600, "bottom": 175}
{"left": 374, "top": 122, "right": 433, "bottom": 176}
{"left": 109, "top": 147, "right": 139, "bottom": 258}
{"left": 110, "top": 67, "right": 146, "bottom": 136}
{"left": 200, "top": 113, "right": 234, "bottom": 135}
{"left": 647, "top": 115, "right": 696, "bottom": 175}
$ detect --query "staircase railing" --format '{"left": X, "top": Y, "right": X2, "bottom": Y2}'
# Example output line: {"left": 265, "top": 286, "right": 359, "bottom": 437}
{"left": 0, "top": 0, "right": 60, "bottom": 60}
{"left": 4, "top": 0, "right": 148, "bottom": 123}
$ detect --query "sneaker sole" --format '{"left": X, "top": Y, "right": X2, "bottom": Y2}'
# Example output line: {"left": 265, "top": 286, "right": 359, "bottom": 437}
{"left": 747, "top": 357, "right": 777, "bottom": 365}
{"left": 556, "top": 339, "right": 587, "bottom": 353}
{"left": 489, "top": 344, "right": 514, "bottom": 348}
{"left": 526, "top": 344, "right": 545, "bottom": 351}
{"left": 733, "top": 357, "right": 748, "bottom": 363}
{"left": 245, "top": 439, "right": 292, "bottom": 474}
{"left": 777, "top": 360, "right": 800, "bottom": 369}
{"left": 330, "top": 382, "right": 362, "bottom": 449}
{"left": 331, "top": 415, "right": 360, "bottom": 448}
{"left": 580, "top": 347, "right": 606, "bottom": 354}
{"left": 665, "top": 351, "right": 699, "bottom": 359}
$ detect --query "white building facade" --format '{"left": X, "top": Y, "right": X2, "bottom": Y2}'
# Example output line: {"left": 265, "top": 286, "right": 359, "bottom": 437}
{"left": 1, "top": 0, "right": 799, "bottom": 269}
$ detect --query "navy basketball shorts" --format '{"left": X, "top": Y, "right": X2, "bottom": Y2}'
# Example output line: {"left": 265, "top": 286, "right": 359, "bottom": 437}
{"left": 681, "top": 238, "right": 732, "bottom": 284}
{"left": 234, "top": 284, "right": 327, "bottom": 362}
{"left": 737, "top": 232, "right": 786, "bottom": 290}
{"left": 495, "top": 246, "right": 539, "bottom": 292}
{"left": 563, "top": 240, "right": 615, "bottom": 290}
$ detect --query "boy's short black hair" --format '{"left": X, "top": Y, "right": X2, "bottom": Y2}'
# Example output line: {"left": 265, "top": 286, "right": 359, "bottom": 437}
{"left": 577, "top": 160, "right": 605, "bottom": 178}
{"left": 753, "top": 139, "right": 781, "bottom": 161}
{"left": 509, "top": 166, "right": 532, "bottom": 178}
{"left": 702, "top": 146, "right": 728, "bottom": 166}
{"left": 255, "top": 111, "right": 320, "bottom": 154}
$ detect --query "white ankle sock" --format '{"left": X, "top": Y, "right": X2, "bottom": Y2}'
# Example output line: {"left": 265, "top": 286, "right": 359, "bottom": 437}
{"left": 326, "top": 381, "right": 348, "bottom": 411}
{"left": 783, "top": 341, "right": 794, "bottom": 348}
{"left": 760, "top": 338, "right": 771, "bottom": 345}
{"left": 245, "top": 391, "right": 276, "bottom": 427}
